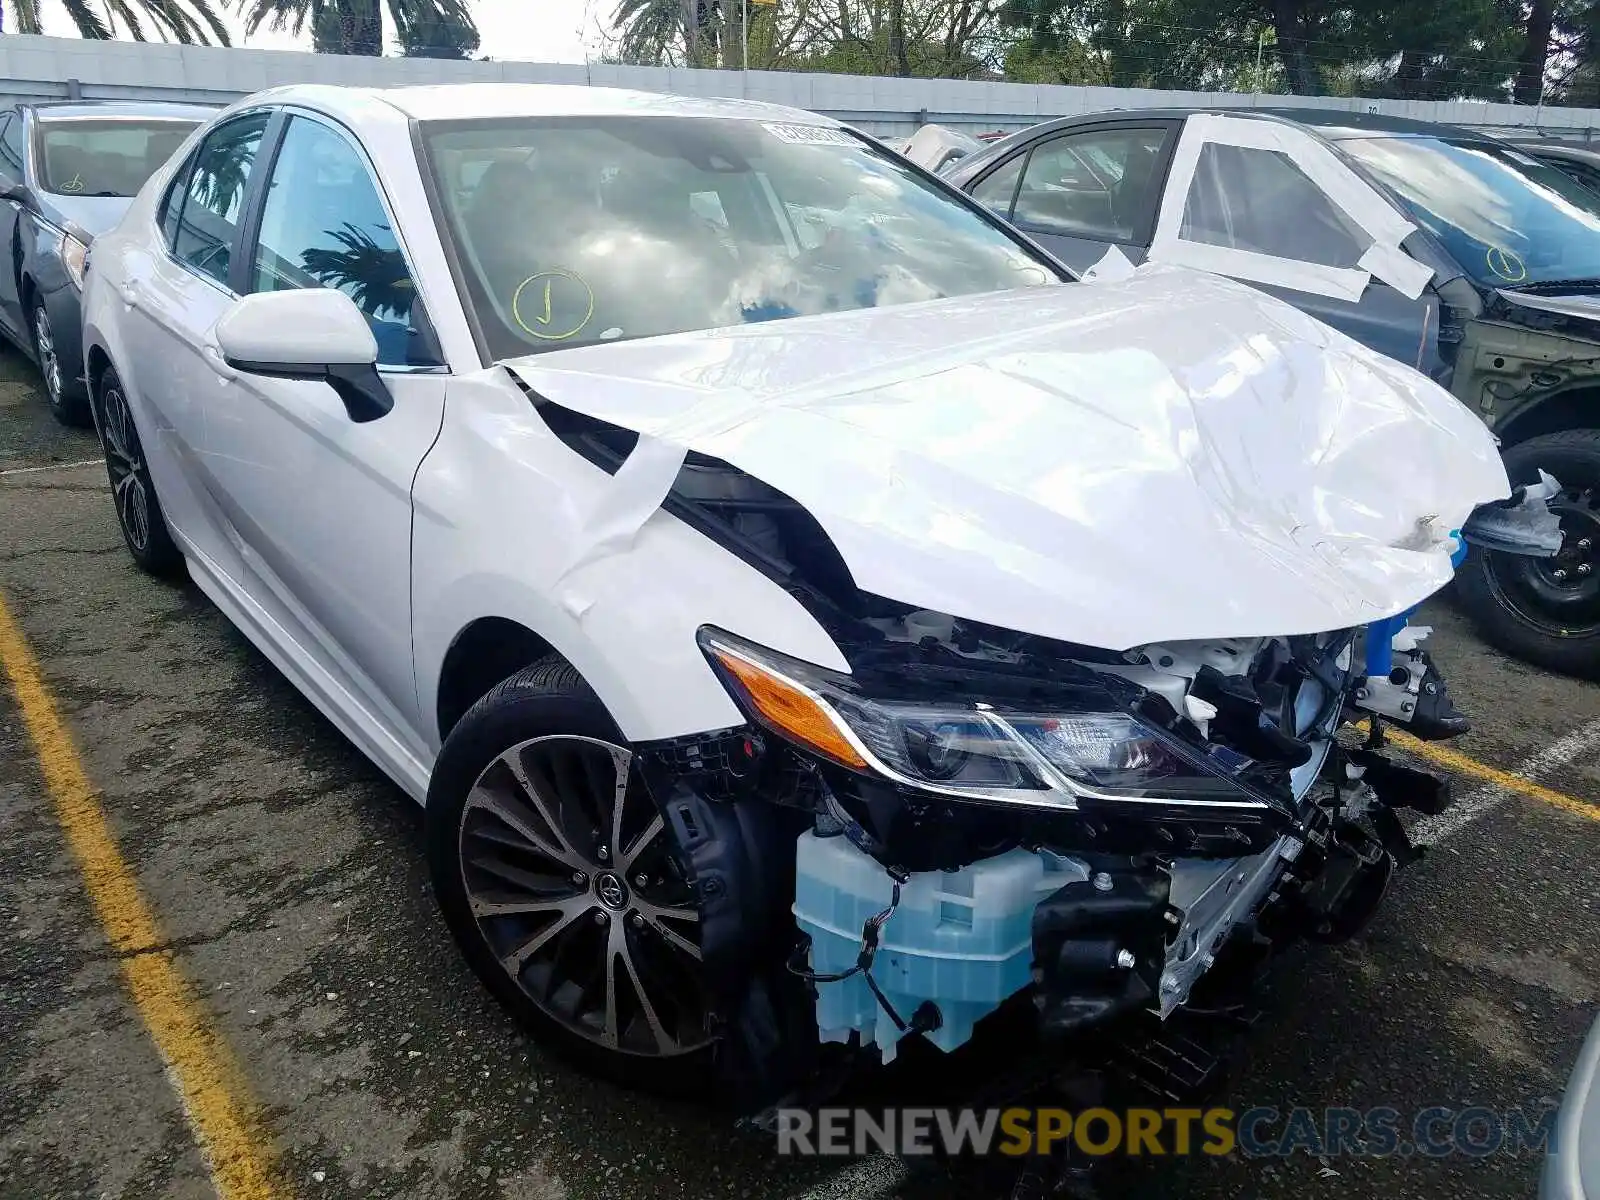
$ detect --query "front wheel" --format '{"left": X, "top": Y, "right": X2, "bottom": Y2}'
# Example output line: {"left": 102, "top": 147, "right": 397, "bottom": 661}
{"left": 1455, "top": 428, "right": 1600, "bottom": 679}
{"left": 34, "top": 300, "right": 89, "bottom": 427}
{"left": 426, "top": 658, "right": 714, "bottom": 1096}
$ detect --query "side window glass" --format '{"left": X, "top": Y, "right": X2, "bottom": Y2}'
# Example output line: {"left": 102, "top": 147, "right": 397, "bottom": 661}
{"left": 1013, "top": 128, "right": 1168, "bottom": 241}
{"left": 250, "top": 116, "right": 433, "bottom": 368}
{"left": 159, "top": 157, "right": 191, "bottom": 250}
{"left": 0, "top": 115, "right": 23, "bottom": 180}
{"left": 173, "top": 111, "right": 270, "bottom": 286}
{"left": 1180, "top": 142, "right": 1366, "bottom": 268}
{"left": 1566, "top": 162, "right": 1600, "bottom": 196}
{"left": 969, "top": 155, "right": 1024, "bottom": 218}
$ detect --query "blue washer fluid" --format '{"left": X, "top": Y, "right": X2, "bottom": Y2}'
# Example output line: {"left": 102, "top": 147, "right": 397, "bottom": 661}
{"left": 792, "top": 829, "right": 1089, "bottom": 1061}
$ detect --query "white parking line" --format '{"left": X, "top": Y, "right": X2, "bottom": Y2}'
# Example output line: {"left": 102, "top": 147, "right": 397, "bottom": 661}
{"left": 1412, "top": 717, "right": 1600, "bottom": 845}
{"left": 0, "top": 458, "right": 103, "bottom": 477}
{"left": 787, "top": 1155, "right": 908, "bottom": 1199}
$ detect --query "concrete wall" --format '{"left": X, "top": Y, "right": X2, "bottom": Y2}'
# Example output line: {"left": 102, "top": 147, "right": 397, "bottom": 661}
{"left": 2, "top": 33, "right": 1599, "bottom": 140}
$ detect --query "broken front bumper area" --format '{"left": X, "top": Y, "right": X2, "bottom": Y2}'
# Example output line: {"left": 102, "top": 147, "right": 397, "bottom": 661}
{"left": 1033, "top": 737, "right": 1450, "bottom": 1047}
{"left": 641, "top": 614, "right": 1469, "bottom": 1123}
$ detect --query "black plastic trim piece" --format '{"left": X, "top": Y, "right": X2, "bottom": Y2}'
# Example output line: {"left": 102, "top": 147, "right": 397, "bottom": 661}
{"left": 224, "top": 357, "right": 394, "bottom": 422}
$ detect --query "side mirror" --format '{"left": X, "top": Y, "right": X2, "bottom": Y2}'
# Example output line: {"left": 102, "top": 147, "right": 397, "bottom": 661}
{"left": 1, "top": 180, "right": 29, "bottom": 205}
{"left": 214, "top": 288, "right": 393, "bottom": 423}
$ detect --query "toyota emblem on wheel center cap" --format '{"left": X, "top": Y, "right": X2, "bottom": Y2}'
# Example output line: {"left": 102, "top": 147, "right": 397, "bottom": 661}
{"left": 595, "top": 872, "right": 628, "bottom": 910}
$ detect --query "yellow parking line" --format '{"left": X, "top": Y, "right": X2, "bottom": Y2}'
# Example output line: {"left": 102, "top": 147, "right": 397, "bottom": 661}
{"left": 1380, "top": 724, "right": 1600, "bottom": 823}
{"left": 0, "top": 593, "right": 285, "bottom": 1200}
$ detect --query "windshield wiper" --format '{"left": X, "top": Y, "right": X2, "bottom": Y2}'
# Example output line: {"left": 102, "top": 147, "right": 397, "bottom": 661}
{"left": 1500, "top": 278, "right": 1600, "bottom": 293}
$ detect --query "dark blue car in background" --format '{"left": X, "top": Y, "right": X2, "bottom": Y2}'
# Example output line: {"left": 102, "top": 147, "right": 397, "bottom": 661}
{"left": 943, "top": 107, "right": 1600, "bottom": 681}
{"left": 0, "top": 100, "right": 212, "bottom": 425}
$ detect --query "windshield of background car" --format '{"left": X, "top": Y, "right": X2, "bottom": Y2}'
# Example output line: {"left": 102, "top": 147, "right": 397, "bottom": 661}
{"left": 37, "top": 118, "right": 200, "bottom": 198}
{"left": 1339, "top": 134, "right": 1600, "bottom": 288}
{"left": 418, "top": 115, "right": 1061, "bottom": 357}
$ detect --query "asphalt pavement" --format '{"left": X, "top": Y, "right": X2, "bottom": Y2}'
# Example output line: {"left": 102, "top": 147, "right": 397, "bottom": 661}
{"left": 1, "top": 344, "right": 1596, "bottom": 1200}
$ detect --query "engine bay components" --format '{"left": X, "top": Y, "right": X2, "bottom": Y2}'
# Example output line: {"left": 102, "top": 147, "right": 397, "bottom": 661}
{"left": 643, "top": 611, "right": 1460, "bottom": 1085}
{"left": 793, "top": 828, "right": 1089, "bottom": 1059}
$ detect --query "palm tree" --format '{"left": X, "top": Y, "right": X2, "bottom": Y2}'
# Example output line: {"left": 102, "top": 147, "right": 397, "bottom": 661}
{"left": 611, "top": 0, "right": 720, "bottom": 67}
{"left": 235, "top": 0, "right": 476, "bottom": 57}
{"left": 299, "top": 223, "right": 413, "bottom": 320}
{"left": 7, "top": 0, "right": 231, "bottom": 43}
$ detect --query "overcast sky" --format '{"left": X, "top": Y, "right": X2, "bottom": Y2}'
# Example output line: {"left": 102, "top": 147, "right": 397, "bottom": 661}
{"left": 38, "top": 0, "right": 606, "bottom": 62}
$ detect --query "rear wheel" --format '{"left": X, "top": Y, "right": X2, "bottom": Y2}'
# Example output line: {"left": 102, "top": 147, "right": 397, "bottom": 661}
{"left": 95, "top": 367, "right": 182, "bottom": 577}
{"left": 426, "top": 658, "right": 713, "bottom": 1095}
{"left": 1456, "top": 428, "right": 1600, "bottom": 679}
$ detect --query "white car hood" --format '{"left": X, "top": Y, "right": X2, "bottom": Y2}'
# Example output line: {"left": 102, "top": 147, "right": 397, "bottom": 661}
{"left": 505, "top": 266, "right": 1511, "bottom": 650}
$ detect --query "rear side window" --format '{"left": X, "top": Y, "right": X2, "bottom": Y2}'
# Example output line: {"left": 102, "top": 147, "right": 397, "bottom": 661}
{"left": 247, "top": 115, "right": 437, "bottom": 367}
{"left": 159, "top": 158, "right": 190, "bottom": 249}
{"left": 1180, "top": 142, "right": 1367, "bottom": 268}
{"left": 168, "top": 111, "right": 270, "bottom": 287}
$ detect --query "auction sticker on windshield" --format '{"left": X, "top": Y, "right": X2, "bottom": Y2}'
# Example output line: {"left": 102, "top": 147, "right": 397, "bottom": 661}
{"left": 762, "top": 123, "right": 859, "bottom": 146}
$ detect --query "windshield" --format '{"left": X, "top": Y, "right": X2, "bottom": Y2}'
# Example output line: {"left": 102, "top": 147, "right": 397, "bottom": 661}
{"left": 37, "top": 118, "right": 200, "bottom": 198}
{"left": 1339, "top": 135, "right": 1600, "bottom": 288}
{"left": 419, "top": 116, "right": 1060, "bottom": 357}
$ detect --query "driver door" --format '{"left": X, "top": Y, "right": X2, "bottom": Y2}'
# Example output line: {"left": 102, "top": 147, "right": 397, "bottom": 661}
{"left": 195, "top": 111, "right": 448, "bottom": 760}
{"left": 969, "top": 123, "right": 1178, "bottom": 273}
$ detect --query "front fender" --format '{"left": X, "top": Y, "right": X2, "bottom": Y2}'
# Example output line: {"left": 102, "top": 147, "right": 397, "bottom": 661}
{"left": 411, "top": 371, "right": 849, "bottom": 752}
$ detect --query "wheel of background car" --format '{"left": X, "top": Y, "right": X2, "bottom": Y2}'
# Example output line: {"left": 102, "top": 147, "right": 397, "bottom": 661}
{"left": 1454, "top": 428, "right": 1600, "bottom": 680}
{"left": 32, "top": 299, "right": 88, "bottom": 427}
{"left": 95, "top": 366, "right": 182, "bottom": 577}
{"left": 425, "top": 656, "right": 714, "bottom": 1096}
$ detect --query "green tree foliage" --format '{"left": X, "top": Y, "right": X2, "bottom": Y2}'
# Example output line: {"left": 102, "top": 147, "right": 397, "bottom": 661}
{"left": 609, "top": 0, "right": 1007, "bottom": 76}
{"left": 7, "top": 0, "right": 231, "bottom": 43}
{"left": 398, "top": 0, "right": 479, "bottom": 56}
{"left": 999, "top": 0, "right": 1525, "bottom": 98}
{"left": 236, "top": 0, "right": 476, "bottom": 57}
{"left": 602, "top": 0, "right": 1596, "bottom": 104}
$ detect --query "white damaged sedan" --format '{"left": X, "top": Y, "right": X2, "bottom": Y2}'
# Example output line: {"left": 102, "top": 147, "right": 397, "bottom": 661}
{"left": 83, "top": 83, "right": 1550, "bottom": 1110}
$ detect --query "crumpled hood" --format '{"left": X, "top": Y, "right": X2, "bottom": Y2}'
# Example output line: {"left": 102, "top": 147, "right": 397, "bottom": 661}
{"left": 506, "top": 266, "right": 1511, "bottom": 650}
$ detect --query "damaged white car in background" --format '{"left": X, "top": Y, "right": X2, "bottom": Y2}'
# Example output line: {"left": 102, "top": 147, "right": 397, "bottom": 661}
{"left": 82, "top": 83, "right": 1558, "bottom": 1147}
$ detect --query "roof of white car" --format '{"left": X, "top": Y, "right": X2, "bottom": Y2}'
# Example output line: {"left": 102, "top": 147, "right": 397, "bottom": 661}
{"left": 253, "top": 82, "right": 836, "bottom": 128}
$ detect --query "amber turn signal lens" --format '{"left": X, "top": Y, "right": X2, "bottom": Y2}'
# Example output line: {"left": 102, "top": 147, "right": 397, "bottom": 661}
{"left": 709, "top": 647, "right": 868, "bottom": 769}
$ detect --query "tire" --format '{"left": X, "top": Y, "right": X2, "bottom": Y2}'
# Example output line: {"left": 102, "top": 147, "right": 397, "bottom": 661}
{"left": 94, "top": 366, "right": 183, "bottom": 577}
{"left": 1455, "top": 428, "right": 1600, "bottom": 680}
{"left": 426, "top": 657, "right": 714, "bottom": 1096}
{"left": 33, "top": 299, "right": 89, "bottom": 427}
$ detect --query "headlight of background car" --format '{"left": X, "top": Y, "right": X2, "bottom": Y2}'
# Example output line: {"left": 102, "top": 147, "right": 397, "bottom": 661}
{"left": 60, "top": 232, "right": 89, "bottom": 291}
{"left": 699, "top": 629, "right": 1265, "bottom": 811}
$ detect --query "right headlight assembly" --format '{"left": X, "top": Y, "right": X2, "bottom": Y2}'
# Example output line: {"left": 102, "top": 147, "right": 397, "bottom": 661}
{"left": 698, "top": 629, "right": 1271, "bottom": 813}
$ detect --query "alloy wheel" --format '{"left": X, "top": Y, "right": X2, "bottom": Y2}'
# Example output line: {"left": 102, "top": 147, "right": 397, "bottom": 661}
{"left": 1483, "top": 484, "right": 1600, "bottom": 636}
{"left": 101, "top": 385, "right": 152, "bottom": 553}
{"left": 457, "top": 735, "right": 709, "bottom": 1058}
{"left": 33, "top": 306, "right": 61, "bottom": 406}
